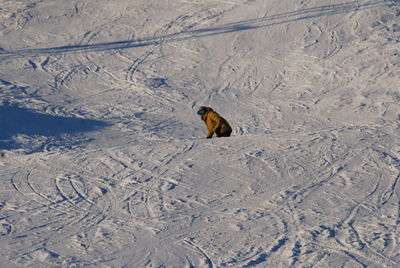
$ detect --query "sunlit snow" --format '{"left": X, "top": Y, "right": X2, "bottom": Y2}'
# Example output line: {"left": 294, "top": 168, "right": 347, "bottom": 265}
{"left": 0, "top": 0, "right": 399, "bottom": 267}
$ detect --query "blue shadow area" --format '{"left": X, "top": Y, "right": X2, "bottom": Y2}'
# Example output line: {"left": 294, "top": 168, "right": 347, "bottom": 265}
{"left": 0, "top": 104, "right": 110, "bottom": 151}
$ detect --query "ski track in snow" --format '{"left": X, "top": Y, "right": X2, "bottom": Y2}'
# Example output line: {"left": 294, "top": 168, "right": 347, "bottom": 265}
{"left": 0, "top": 0, "right": 399, "bottom": 267}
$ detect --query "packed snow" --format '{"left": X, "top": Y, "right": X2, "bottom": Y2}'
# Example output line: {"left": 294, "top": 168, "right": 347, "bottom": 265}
{"left": 0, "top": 0, "right": 399, "bottom": 267}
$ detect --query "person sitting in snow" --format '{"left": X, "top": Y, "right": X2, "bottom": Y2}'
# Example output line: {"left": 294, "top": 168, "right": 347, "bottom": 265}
{"left": 197, "top": 106, "right": 232, "bottom": 139}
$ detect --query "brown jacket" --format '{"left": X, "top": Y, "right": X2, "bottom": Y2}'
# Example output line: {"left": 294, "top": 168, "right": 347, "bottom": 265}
{"left": 200, "top": 107, "right": 232, "bottom": 138}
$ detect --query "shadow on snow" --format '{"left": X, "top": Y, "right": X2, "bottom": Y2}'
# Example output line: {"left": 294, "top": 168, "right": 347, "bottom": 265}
{"left": 0, "top": 1, "right": 394, "bottom": 58}
{"left": 0, "top": 104, "right": 110, "bottom": 151}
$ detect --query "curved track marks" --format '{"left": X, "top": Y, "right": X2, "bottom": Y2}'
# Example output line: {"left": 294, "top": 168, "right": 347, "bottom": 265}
{"left": 1, "top": 0, "right": 399, "bottom": 266}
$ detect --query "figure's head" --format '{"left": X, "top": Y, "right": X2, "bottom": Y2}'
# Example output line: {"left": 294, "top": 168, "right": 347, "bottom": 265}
{"left": 197, "top": 106, "right": 207, "bottom": 115}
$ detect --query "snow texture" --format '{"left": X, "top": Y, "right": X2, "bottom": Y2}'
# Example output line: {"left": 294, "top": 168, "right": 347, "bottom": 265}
{"left": 0, "top": 0, "right": 399, "bottom": 267}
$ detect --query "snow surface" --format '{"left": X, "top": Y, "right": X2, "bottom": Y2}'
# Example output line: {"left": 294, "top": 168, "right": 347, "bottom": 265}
{"left": 0, "top": 0, "right": 399, "bottom": 267}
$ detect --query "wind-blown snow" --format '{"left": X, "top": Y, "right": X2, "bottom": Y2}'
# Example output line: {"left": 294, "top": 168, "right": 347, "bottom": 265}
{"left": 0, "top": 0, "right": 399, "bottom": 267}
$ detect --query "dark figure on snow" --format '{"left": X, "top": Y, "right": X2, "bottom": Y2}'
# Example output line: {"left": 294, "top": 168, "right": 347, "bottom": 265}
{"left": 197, "top": 106, "right": 232, "bottom": 139}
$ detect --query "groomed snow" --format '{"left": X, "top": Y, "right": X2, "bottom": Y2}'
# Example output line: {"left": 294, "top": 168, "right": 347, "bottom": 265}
{"left": 0, "top": 0, "right": 399, "bottom": 267}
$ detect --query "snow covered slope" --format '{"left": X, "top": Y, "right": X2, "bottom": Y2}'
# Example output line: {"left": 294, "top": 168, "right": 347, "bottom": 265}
{"left": 0, "top": 0, "right": 399, "bottom": 267}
